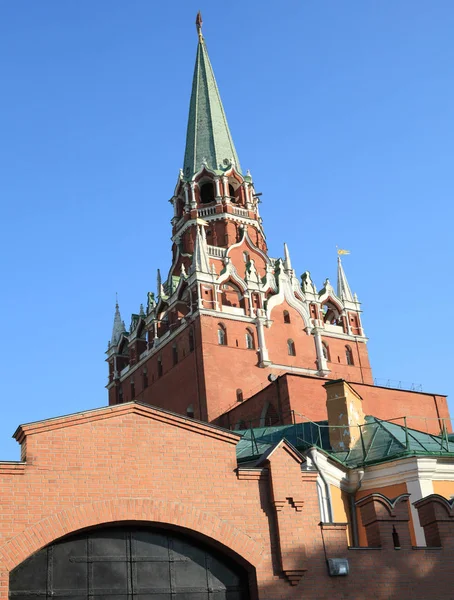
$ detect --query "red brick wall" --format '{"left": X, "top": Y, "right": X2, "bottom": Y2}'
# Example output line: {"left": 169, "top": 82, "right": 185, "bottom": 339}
{"left": 109, "top": 322, "right": 207, "bottom": 420}
{"left": 199, "top": 314, "right": 272, "bottom": 421}
{"left": 267, "top": 302, "right": 317, "bottom": 369}
{"left": 320, "top": 336, "right": 373, "bottom": 383}
{"left": 2, "top": 404, "right": 454, "bottom": 599}
{"left": 221, "top": 374, "right": 450, "bottom": 435}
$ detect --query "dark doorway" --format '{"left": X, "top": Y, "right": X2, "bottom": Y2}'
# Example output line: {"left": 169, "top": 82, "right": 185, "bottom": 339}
{"left": 9, "top": 525, "right": 250, "bottom": 599}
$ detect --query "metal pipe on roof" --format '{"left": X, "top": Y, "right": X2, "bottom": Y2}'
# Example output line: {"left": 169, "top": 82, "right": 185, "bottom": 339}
{"left": 306, "top": 448, "right": 333, "bottom": 523}
{"left": 349, "top": 468, "right": 365, "bottom": 547}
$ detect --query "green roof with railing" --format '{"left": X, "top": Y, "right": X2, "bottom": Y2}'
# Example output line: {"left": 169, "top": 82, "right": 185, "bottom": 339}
{"left": 235, "top": 416, "right": 454, "bottom": 467}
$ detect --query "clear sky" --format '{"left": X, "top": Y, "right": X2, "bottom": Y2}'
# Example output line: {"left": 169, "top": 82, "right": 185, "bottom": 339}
{"left": 0, "top": 1, "right": 453, "bottom": 460}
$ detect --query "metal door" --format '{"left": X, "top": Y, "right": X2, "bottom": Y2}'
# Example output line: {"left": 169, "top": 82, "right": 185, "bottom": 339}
{"left": 9, "top": 525, "right": 250, "bottom": 599}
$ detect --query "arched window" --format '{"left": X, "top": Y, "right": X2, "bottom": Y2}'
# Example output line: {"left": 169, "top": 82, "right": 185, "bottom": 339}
{"left": 130, "top": 378, "right": 135, "bottom": 399}
{"left": 322, "top": 342, "right": 330, "bottom": 362}
{"left": 189, "top": 329, "right": 194, "bottom": 352}
{"left": 218, "top": 324, "right": 227, "bottom": 346}
{"left": 245, "top": 329, "right": 255, "bottom": 350}
{"left": 228, "top": 184, "right": 236, "bottom": 201}
{"left": 287, "top": 339, "right": 296, "bottom": 356}
{"left": 236, "top": 389, "right": 243, "bottom": 403}
{"left": 157, "top": 356, "right": 163, "bottom": 378}
{"left": 142, "top": 368, "right": 148, "bottom": 389}
{"left": 200, "top": 182, "right": 215, "bottom": 204}
{"left": 283, "top": 310, "right": 291, "bottom": 324}
{"left": 322, "top": 301, "right": 340, "bottom": 326}
{"left": 186, "top": 404, "right": 194, "bottom": 419}
{"left": 117, "top": 386, "right": 123, "bottom": 404}
{"left": 172, "top": 343, "right": 178, "bottom": 366}
{"left": 346, "top": 345, "right": 354, "bottom": 365}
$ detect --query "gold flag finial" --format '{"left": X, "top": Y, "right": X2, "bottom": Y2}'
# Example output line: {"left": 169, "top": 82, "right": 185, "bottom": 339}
{"left": 337, "top": 247, "right": 351, "bottom": 256}
{"left": 196, "top": 11, "right": 203, "bottom": 42}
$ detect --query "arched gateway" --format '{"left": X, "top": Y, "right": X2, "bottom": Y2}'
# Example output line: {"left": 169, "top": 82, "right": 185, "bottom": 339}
{"left": 9, "top": 525, "right": 250, "bottom": 598}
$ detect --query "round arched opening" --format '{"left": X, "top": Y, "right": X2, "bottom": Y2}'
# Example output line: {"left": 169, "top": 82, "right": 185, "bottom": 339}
{"left": 9, "top": 524, "right": 251, "bottom": 598}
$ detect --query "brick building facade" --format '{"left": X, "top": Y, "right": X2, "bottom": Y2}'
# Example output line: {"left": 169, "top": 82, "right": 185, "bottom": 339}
{"left": 3, "top": 13, "right": 454, "bottom": 599}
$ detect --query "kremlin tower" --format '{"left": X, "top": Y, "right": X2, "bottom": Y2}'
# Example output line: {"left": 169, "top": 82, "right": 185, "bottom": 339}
{"left": 105, "top": 14, "right": 372, "bottom": 426}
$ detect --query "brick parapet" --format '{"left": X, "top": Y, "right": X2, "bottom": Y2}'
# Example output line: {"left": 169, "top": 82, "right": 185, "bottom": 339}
{"left": 414, "top": 494, "right": 454, "bottom": 547}
{"left": 356, "top": 493, "right": 412, "bottom": 549}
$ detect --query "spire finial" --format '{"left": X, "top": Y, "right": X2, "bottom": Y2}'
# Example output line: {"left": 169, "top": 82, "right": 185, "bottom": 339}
{"left": 283, "top": 243, "right": 292, "bottom": 271}
{"left": 183, "top": 10, "right": 241, "bottom": 177}
{"left": 336, "top": 249, "right": 354, "bottom": 302}
{"left": 196, "top": 11, "right": 203, "bottom": 42}
{"left": 111, "top": 296, "right": 126, "bottom": 346}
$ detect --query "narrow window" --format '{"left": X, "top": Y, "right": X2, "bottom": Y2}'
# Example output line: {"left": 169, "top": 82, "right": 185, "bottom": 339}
{"left": 287, "top": 339, "right": 296, "bottom": 356}
{"left": 322, "top": 342, "right": 330, "bottom": 362}
{"left": 392, "top": 526, "right": 400, "bottom": 548}
{"left": 117, "top": 386, "right": 123, "bottom": 404}
{"left": 130, "top": 378, "right": 135, "bottom": 399}
{"left": 187, "top": 404, "right": 195, "bottom": 419}
{"left": 283, "top": 310, "right": 291, "bottom": 324}
{"left": 172, "top": 343, "right": 178, "bottom": 366}
{"left": 200, "top": 182, "right": 215, "bottom": 204}
{"left": 228, "top": 184, "right": 235, "bottom": 201}
{"left": 189, "top": 329, "right": 195, "bottom": 352}
{"left": 243, "top": 251, "right": 250, "bottom": 263}
{"left": 245, "top": 329, "right": 255, "bottom": 350}
{"left": 346, "top": 345, "right": 354, "bottom": 366}
{"left": 236, "top": 389, "right": 244, "bottom": 403}
{"left": 157, "top": 356, "right": 163, "bottom": 378}
{"left": 142, "top": 368, "right": 148, "bottom": 389}
{"left": 218, "top": 324, "right": 227, "bottom": 346}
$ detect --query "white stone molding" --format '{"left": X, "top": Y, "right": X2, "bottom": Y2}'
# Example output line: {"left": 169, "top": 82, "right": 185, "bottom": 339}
{"left": 255, "top": 316, "right": 270, "bottom": 366}
{"left": 266, "top": 266, "right": 311, "bottom": 329}
{"left": 313, "top": 327, "right": 329, "bottom": 375}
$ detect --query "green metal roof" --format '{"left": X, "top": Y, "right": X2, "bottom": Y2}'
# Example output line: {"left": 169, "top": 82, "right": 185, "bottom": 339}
{"left": 235, "top": 417, "right": 454, "bottom": 468}
{"left": 183, "top": 33, "right": 241, "bottom": 179}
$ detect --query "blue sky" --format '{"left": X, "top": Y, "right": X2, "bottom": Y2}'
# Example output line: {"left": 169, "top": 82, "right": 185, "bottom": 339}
{"left": 0, "top": 1, "right": 453, "bottom": 460}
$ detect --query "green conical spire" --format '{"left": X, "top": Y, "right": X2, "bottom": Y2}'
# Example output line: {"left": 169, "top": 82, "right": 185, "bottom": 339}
{"left": 183, "top": 13, "right": 241, "bottom": 179}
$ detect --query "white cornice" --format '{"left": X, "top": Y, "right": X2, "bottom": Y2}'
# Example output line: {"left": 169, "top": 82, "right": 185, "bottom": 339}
{"left": 321, "top": 331, "right": 369, "bottom": 342}
{"left": 198, "top": 308, "right": 256, "bottom": 324}
{"left": 267, "top": 363, "right": 321, "bottom": 378}
{"left": 360, "top": 456, "right": 454, "bottom": 489}
{"left": 172, "top": 212, "right": 265, "bottom": 243}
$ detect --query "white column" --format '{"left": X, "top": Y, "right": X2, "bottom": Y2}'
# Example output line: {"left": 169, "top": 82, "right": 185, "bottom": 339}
{"left": 256, "top": 317, "right": 270, "bottom": 365}
{"left": 190, "top": 182, "right": 197, "bottom": 208}
{"left": 313, "top": 327, "right": 328, "bottom": 374}
{"left": 184, "top": 184, "right": 190, "bottom": 211}
{"left": 244, "top": 183, "right": 252, "bottom": 209}
{"left": 223, "top": 176, "right": 230, "bottom": 203}
{"left": 406, "top": 465, "right": 435, "bottom": 546}
{"left": 214, "top": 177, "right": 221, "bottom": 202}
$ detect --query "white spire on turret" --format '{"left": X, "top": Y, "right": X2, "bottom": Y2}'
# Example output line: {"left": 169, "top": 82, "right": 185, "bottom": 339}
{"left": 337, "top": 256, "right": 354, "bottom": 302}
{"left": 283, "top": 243, "right": 292, "bottom": 271}
{"left": 111, "top": 297, "right": 126, "bottom": 346}
{"left": 191, "top": 225, "right": 210, "bottom": 274}
{"left": 157, "top": 268, "right": 165, "bottom": 297}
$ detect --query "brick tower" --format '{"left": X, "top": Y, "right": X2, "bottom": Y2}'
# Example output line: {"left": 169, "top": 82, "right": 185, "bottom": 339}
{"left": 105, "top": 15, "right": 372, "bottom": 424}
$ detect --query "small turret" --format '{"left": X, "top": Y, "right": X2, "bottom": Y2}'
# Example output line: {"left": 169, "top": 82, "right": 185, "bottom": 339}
{"left": 283, "top": 243, "right": 292, "bottom": 272}
{"left": 111, "top": 299, "right": 126, "bottom": 346}
{"left": 191, "top": 225, "right": 210, "bottom": 274}
{"left": 337, "top": 256, "right": 354, "bottom": 302}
